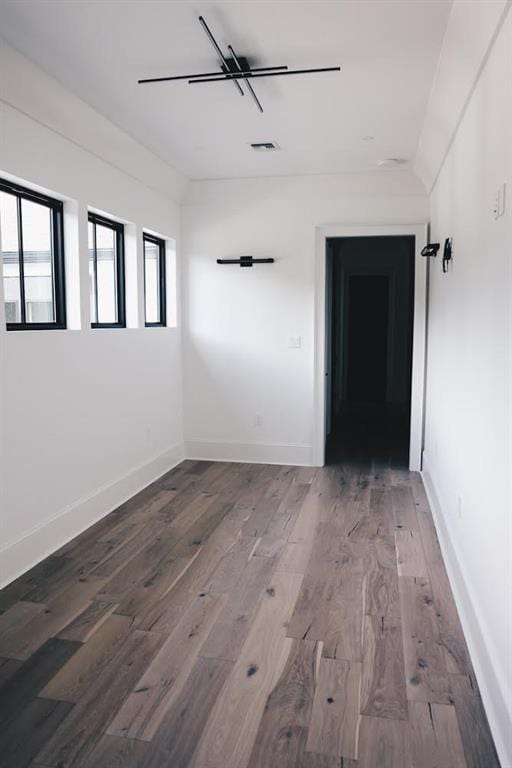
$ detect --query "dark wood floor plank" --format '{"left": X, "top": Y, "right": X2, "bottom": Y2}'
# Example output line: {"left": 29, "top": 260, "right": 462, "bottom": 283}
{"left": 399, "top": 576, "right": 451, "bottom": 704}
{"left": 0, "top": 637, "right": 80, "bottom": 726}
{"left": 23, "top": 548, "right": 110, "bottom": 602}
{"left": 357, "top": 715, "right": 410, "bottom": 768}
{"left": 306, "top": 657, "right": 361, "bottom": 759}
{"left": 90, "top": 516, "right": 176, "bottom": 580}
{"left": 288, "top": 487, "right": 333, "bottom": 544}
{"left": 40, "top": 614, "right": 133, "bottom": 702}
{"left": 409, "top": 701, "right": 467, "bottom": 768}
{"left": 144, "top": 656, "right": 233, "bottom": 768}
{"left": 107, "top": 593, "right": 225, "bottom": 741}
{"left": 449, "top": 674, "right": 501, "bottom": 768}
{"left": 134, "top": 502, "right": 253, "bottom": 633}
{"left": 288, "top": 533, "right": 365, "bottom": 661}
{"left": 0, "top": 601, "right": 46, "bottom": 656}
{"left": 363, "top": 547, "right": 400, "bottom": 618}
{"left": 0, "top": 656, "right": 22, "bottom": 687}
{"left": 80, "top": 734, "right": 151, "bottom": 768}
{"left": 0, "top": 697, "right": 73, "bottom": 768}
{"left": 190, "top": 570, "right": 303, "bottom": 768}
{"left": 36, "top": 629, "right": 164, "bottom": 768}
{"left": 264, "top": 480, "right": 310, "bottom": 540}
{"left": 392, "top": 485, "right": 419, "bottom": 531}
{"left": 395, "top": 528, "right": 428, "bottom": 577}
{"left": 0, "top": 579, "right": 32, "bottom": 611}
{"left": 241, "top": 466, "right": 297, "bottom": 538}
{"left": 360, "top": 614, "right": 408, "bottom": 721}
{"left": 1, "top": 577, "right": 104, "bottom": 660}
{"left": 202, "top": 535, "right": 259, "bottom": 594}
{"left": 276, "top": 539, "right": 314, "bottom": 574}
{"left": 247, "top": 639, "right": 319, "bottom": 768}
{"left": 171, "top": 497, "right": 234, "bottom": 557}
{"left": 304, "top": 753, "right": 358, "bottom": 767}
{"left": 57, "top": 598, "right": 119, "bottom": 642}
{"left": 199, "top": 554, "right": 277, "bottom": 661}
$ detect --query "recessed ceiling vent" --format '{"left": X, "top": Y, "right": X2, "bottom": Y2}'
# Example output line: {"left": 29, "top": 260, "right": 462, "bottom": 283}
{"left": 250, "top": 142, "right": 279, "bottom": 151}
{"left": 377, "top": 157, "right": 407, "bottom": 168}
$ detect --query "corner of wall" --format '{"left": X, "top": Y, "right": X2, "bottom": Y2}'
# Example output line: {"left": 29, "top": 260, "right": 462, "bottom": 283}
{"left": 0, "top": 442, "right": 185, "bottom": 590}
{"left": 413, "top": 0, "right": 511, "bottom": 193}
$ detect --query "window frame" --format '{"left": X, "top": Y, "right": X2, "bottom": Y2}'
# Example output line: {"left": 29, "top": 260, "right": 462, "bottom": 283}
{"left": 1, "top": 177, "right": 66, "bottom": 331}
{"left": 88, "top": 211, "right": 126, "bottom": 329}
{"left": 143, "top": 232, "right": 166, "bottom": 327}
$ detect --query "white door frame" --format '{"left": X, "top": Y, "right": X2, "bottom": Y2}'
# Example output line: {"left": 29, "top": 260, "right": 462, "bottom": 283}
{"left": 313, "top": 223, "right": 428, "bottom": 470}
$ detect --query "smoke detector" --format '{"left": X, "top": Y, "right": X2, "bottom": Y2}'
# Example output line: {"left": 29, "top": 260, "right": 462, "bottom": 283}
{"left": 377, "top": 157, "right": 407, "bottom": 168}
{"left": 250, "top": 142, "right": 279, "bottom": 151}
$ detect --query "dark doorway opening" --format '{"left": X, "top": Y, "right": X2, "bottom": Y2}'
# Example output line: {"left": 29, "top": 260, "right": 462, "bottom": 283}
{"left": 325, "top": 236, "right": 415, "bottom": 466}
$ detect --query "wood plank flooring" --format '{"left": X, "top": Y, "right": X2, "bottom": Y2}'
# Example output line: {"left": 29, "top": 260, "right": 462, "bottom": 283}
{"left": 0, "top": 459, "right": 500, "bottom": 768}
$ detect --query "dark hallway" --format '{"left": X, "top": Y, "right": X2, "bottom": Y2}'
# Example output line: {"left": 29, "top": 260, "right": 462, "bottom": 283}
{"left": 326, "top": 236, "right": 415, "bottom": 466}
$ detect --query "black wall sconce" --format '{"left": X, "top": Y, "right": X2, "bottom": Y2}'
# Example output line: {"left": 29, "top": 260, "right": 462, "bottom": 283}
{"left": 442, "top": 238, "right": 453, "bottom": 273}
{"left": 421, "top": 243, "right": 440, "bottom": 258}
{"left": 217, "top": 256, "right": 274, "bottom": 268}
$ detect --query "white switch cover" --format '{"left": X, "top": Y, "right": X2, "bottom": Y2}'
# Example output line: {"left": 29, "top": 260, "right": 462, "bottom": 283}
{"left": 493, "top": 183, "right": 506, "bottom": 219}
{"left": 288, "top": 336, "right": 301, "bottom": 348}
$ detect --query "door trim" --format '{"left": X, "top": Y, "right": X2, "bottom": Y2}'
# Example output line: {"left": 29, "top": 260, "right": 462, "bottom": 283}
{"left": 313, "top": 223, "right": 428, "bottom": 470}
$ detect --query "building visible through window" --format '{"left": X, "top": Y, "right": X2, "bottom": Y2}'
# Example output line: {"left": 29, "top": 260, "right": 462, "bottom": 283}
{"left": 0, "top": 179, "right": 65, "bottom": 330}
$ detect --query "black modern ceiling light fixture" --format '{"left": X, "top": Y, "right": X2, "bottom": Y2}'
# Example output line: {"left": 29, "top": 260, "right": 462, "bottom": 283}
{"left": 138, "top": 16, "right": 341, "bottom": 114}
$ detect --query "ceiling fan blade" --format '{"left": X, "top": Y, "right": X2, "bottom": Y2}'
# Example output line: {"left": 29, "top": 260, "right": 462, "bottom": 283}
{"left": 228, "top": 45, "right": 263, "bottom": 113}
{"left": 189, "top": 66, "right": 341, "bottom": 84}
{"left": 138, "top": 65, "right": 288, "bottom": 85}
{"left": 198, "top": 15, "right": 244, "bottom": 96}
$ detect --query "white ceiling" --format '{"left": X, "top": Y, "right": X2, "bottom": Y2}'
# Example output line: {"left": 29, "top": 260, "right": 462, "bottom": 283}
{"left": 0, "top": 0, "right": 452, "bottom": 180}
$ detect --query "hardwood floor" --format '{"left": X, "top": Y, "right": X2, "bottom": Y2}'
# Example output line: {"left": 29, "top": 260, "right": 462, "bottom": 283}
{"left": 0, "top": 459, "right": 500, "bottom": 768}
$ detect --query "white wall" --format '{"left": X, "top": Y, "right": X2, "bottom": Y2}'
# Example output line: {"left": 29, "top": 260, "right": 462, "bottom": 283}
{"left": 419, "top": 5, "right": 512, "bottom": 765}
{"left": 0, "top": 42, "right": 186, "bottom": 586}
{"left": 182, "top": 172, "right": 428, "bottom": 465}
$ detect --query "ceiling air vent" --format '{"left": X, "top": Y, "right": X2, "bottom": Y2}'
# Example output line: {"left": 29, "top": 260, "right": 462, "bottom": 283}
{"left": 250, "top": 142, "right": 279, "bottom": 151}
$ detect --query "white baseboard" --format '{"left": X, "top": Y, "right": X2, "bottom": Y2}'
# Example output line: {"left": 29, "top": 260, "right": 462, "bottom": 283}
{"left": 0, "top": 442, "right": 185, "bottom": 589}
{"left": 185, "top": 439, "right": 314, "bottom": 466}
{"left": 421, "top": 451, "right": 512, "bottom": 768}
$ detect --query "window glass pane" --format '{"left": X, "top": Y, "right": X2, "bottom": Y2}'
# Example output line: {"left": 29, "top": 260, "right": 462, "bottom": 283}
{"left": 88, "top": 220, "right": 97, "bottom": 324}
{"left": 96, "top": 224, "right": 117, "bottom": 324}
{"left": 27, "top": 301, "right": 54, "bottom": 322}
{"left": 144, "top": 240, "right": 160, "bottom": 323}
{"left": 0, "top": 191, "right": 22, "bottom": 323}
{"left": 21, "top": 198, "right": 55, "bottom": 323}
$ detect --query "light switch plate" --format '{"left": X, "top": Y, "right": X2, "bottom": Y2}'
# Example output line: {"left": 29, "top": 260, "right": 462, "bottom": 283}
{"left": 288, "top": 336, "right": 301, "bottom": 348}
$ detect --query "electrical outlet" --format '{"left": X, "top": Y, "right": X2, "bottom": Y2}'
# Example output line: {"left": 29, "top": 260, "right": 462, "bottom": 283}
{"left": 493, "top": 183, "right": 506, "bottom": 219}
{"left": 254, "top": 413, "right": 263, "bottom": 427}
{"left": 288, "top": 336, "right": 301, "bottom": 348}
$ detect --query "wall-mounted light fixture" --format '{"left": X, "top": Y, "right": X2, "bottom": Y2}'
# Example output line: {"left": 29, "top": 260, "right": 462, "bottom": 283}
{"left": 442, "top": 238, "right": 453, "bottom": 273}
{"left": 421, "top": 243, "right": 440, "bottom": 258}
{"left": 217, "top": 256, "right": 274, "bottom": 268}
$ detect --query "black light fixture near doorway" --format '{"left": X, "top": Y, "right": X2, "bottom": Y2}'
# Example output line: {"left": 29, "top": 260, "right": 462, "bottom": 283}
{"left": 420, "top": 242, "right": 440, "bottom": 258}
{"left": 420, "top": 239, "right": 453, "bottom": 273}
{"left": 137, "top": 16, "right": 341, "bottom": 113}
{"left": 217, "top": 256, "right": 274, "bottom": 267}
{"left": 442, "top": 237, "right": 453, "bottom": 273}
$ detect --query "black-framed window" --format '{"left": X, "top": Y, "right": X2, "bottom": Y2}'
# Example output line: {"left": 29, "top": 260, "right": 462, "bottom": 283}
{"left": 88, "top": 212, "right": 125, "bottom": 328}
{"left": 143, "top": 233, "right": 166, "bottom": 327}
{"left": 0, "top": 178, "right": 66, "bottom": 330}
